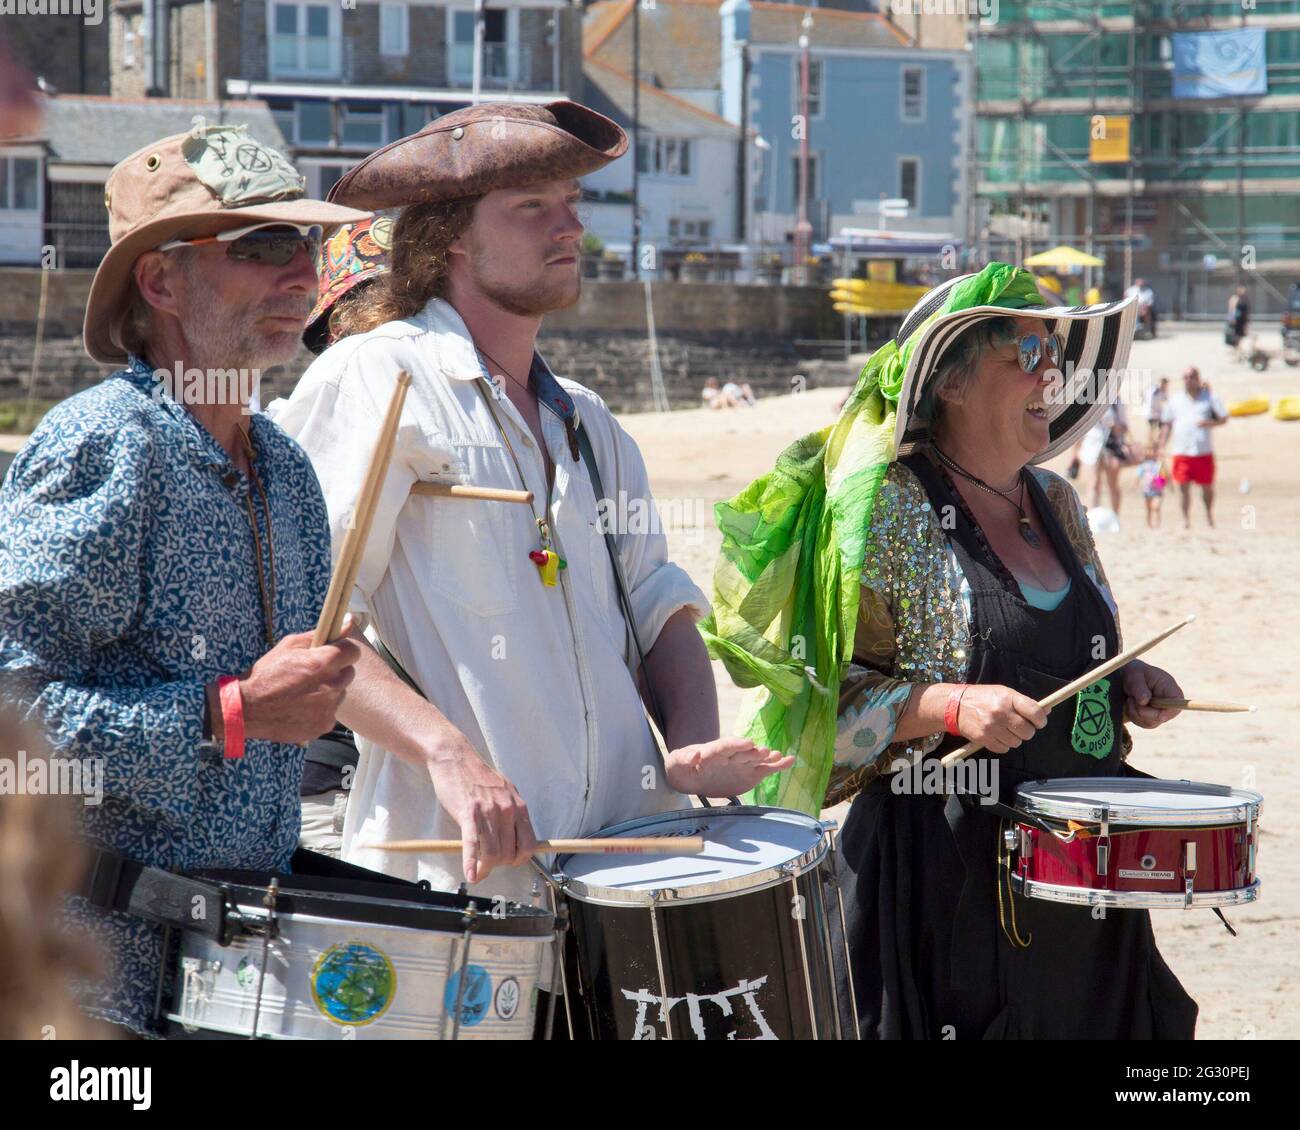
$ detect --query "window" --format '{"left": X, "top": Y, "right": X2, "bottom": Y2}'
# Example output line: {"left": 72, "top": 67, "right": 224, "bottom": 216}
{"left": 637, "top": 137, "right": 692, "bottom": 178}
{"left": 123, "top": 25, "right": 136, "bottom": 68}
{"left": 790, "top": 152, "right": 819, "bottom": 201}
{"left": 380, "top": 3, "right": 409, "bottom": 57}
{"left": 792, "top": 56, "right": 823, "bottom": 118}
{"left": 669, "top": 218, "right": 712, "bottom": 243}
{"left": 449, "top": 7, "right": 515, "bottom": 84}
{"left": 402, "top": 103, "right": 433, "bottom": 135}
{"left": 341, "top": 103, "right": 385, "bottom": 147}
{"left": 0, "top": 158, "right": 39, "bottom": 211}
{"left": 296, "top": 100, "right": 333, "bottom": 144}
{"left": 902, "top": 67, "right": 925, "bottom": 123}
{"left": 271, "top": 2, "right": 339, "bottom": 78}
{"left": 899, "top": 157, "right": 920, "bottom": 210}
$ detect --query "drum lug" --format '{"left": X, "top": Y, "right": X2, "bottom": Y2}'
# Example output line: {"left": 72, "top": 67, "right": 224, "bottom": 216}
{"left": 1002, "top": 826, "right": 1018, "bottom": 853}
{"left": 1096, "top": 813, "right": 1110, "bottom": 878}
{"left": 1183, "top": 840, "right": 1197, "bottom": 908}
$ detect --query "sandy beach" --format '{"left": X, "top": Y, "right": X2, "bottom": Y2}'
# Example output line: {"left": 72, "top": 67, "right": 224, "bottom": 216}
{"left": 622, "top": 322, "right": 1299, "bottom": 1039}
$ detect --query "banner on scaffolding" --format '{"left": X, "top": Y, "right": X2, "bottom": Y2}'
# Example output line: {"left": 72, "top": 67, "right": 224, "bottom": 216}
{"left": 1089, "top": 116, "right": 1130, "bottom": 163}
{"left": 1172, "top": 28, "right": 1267, "bottom": 99}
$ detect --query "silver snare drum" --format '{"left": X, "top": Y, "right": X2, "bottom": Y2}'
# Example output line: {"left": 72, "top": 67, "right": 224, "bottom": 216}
{"left": 165, "top": 870, "right": 553, "bottom": 1039}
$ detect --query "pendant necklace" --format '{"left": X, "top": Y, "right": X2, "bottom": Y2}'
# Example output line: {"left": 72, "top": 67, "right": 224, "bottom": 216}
{"left": 932, "top": 444, "right": 1042, "bottom": 548}
{"left": 475, "top": 348, "right": 568, "bottom": 587}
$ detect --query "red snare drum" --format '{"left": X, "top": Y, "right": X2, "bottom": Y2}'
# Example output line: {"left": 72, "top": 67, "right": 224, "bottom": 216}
{"left": 1007, "top": 778, "right": 1262, "bottom": 909}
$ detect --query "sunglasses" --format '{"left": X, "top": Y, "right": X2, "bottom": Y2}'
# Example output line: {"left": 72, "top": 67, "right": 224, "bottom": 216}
{"left": 1005, "top": 329, "right": 1065, "bottom": 374}
{"left": 158, "top": 222, "right": 323, "bottom": 267}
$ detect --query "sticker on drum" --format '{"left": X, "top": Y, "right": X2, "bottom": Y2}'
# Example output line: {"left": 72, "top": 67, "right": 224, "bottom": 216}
{"left": 310, "top": 941, "right": 396, "bottom": 1026}
{"left": 444, "top": 964, "right": 493, "bottom": 1027}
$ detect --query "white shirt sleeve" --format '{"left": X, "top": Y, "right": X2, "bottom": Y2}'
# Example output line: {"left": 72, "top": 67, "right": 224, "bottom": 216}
{"left": 269, "top": 345, "right": 421, "bottom": 621}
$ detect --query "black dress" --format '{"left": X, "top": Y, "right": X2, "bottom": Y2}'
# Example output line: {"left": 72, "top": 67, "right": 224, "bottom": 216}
{"left": 834, "top": 452, "right": 1198, "bottom": 1039}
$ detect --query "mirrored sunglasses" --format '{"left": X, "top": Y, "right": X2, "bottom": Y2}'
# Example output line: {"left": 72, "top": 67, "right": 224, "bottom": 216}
{"left": 1013, "top": 330, "right": 1065, "bottom": 374}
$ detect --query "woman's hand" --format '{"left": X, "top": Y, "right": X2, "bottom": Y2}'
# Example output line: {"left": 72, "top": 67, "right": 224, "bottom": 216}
{"left": 664, "top": 738, "right": 794, "bottom": 799}
{"left": 1123, "top": 660, "right": 1183, "bottom": 729}
{"left": 954, "top": 684, "right": 1048, "bottom": 754}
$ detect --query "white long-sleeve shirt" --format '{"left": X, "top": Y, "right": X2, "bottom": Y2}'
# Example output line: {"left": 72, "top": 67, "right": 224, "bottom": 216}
{"left": 268, "top": 298, "right": 708, "bottom": 907}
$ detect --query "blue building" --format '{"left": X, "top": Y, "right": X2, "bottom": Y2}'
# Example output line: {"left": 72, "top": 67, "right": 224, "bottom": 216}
{"left": 584, "top": 0, "right": 972, "bottom": 269}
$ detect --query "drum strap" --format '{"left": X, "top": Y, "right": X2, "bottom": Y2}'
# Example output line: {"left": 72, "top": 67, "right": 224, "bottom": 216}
{"left": 82, "top": 847, "right": 233, "bottom": 943}
{"left": 576, "top": 422, "right": 728, "bottom": 808}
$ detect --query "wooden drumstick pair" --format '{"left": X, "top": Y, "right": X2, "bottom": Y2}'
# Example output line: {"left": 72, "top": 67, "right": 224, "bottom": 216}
{"left": 940, "top": 615, "right": 1256, "bottom": 768}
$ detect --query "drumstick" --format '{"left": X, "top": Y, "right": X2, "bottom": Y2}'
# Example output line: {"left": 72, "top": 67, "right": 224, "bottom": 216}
{"left": 312, "top": 370, "right": 412, "bottom": 646}
{"left": 1148, "top": 697, "right": 1256, "bottom": 713}
{"left": 410, "top": 482, "right": 534, "bottom": 505}
{"left": 360, "top": 837, "right": 705, "bottom": 856}
{"left": 940, "top": 614, "right": 1195, "bottom": 767}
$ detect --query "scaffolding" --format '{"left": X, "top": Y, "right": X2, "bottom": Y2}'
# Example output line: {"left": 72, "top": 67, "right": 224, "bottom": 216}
{"left": 974, "top": 0, "right": 1300, "bottom": 317}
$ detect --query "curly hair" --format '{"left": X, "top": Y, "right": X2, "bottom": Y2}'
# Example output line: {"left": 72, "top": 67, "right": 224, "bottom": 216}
{"left": 331, "top": 196, "right": 482, "bottom": 338}
{"left": 915, "top": 315, "right": 1019, "bottom": 435}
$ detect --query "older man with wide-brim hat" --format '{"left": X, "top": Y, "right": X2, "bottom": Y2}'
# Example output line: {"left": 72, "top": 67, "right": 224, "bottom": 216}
{"left": 0, "top": 125, "right": 367, "bottom": 1037}
{"left": 269, "top": 101, "right": 791, "bottom": 1035}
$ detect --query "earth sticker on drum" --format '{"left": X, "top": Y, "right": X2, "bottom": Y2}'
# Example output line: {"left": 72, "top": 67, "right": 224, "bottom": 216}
{"left": 310, "top": 941, "right": 397, "bottom": 1026}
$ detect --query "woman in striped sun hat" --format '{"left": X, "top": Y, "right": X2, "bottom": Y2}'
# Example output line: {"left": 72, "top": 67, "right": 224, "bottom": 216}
{"left": 703, "top": 263, "right": 1196, "bottom": 1039}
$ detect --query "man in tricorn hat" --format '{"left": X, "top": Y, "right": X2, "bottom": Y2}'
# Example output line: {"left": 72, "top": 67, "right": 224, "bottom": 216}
{"left": 271, "top": 102, "right": 790, "bottom": 1017}
{"left": 0, "top": 126, "right": 368, "bottom": 1036}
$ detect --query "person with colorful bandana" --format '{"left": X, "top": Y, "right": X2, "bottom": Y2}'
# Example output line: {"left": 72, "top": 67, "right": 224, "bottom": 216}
{"left": 703, "top": 264, "right": 1197, "bottom": 1039}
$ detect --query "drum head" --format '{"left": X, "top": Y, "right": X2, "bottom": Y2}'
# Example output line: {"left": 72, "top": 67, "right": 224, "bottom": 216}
{"left": 556, "top": 806, "right": 828, "bottom": 906}
{"left": 1016, "top": 777, "right": 1263, "bottom": 826}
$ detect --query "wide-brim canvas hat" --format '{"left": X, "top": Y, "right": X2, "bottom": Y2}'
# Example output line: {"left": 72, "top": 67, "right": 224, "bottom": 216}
{"left": 327, "top": 100, "right": 627, "bottom": 211}
{"left": 85, "top": 124, "right": 369, "bottom": 364}
{"left": 891, "top": 268, "right": 1139, "bottom": 463}
{"left": 303, "top": 215, "right": 393, "bottom": 353}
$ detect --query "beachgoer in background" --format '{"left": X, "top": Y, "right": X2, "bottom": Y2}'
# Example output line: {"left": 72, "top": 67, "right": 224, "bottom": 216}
{"left": 723, "top": 379, "right": 757, "bottom": 406}
{"left": 1226, "top": 285, "right": 1251, "bottom": 361}
{"left": 1168, "top": 366, "right": 1227, "bottom": 529}
{"left": 1136, "top": 442, "right": 1168, "bottom": 529}
{"left": 1145, "top": 376, "right": 1172, "bottom": 448}
{"left": 1076, "top": 399, "right": 1133, "bottom": 517}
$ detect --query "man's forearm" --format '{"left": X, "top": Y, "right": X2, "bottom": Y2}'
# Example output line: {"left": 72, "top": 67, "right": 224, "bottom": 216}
{"left": 640, "top": 608, "right": 720, "bottom": 751}
{"left": 334, "top": 626, "right": 472, "bottom": 769}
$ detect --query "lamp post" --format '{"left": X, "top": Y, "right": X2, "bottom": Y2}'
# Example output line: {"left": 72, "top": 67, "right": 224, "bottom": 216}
{"left": 792, "top": 11, "right": 814, "bottom": 284}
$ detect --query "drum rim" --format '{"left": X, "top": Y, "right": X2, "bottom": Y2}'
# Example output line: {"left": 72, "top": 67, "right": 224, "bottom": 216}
{"left": 1015, "top": 777, "right": 1263, "bottom": 826}
{"left": 553, "top": 804, "right": 831, "bottom": 907}
{"left": 1010, "top": 874, "right": 1262, "bottom": 909}
{"left": 187, "top": 870, "right": 556, "bottom": 937}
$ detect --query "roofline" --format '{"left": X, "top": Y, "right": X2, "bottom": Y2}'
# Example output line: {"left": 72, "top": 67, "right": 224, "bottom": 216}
{"left": 583, "top": 0, "right": 636, "bottom": 58}
{"left": 582, "top": 0, "right": 915, "bottom": 58}
{"left": 754, "top": 2, "right": 913, "bottom": 47}
{"left": 40, "top": 93, "right": 274, "bottom": 109}
{"left": 585, "top": 56, "right": 755, "bottom": 135}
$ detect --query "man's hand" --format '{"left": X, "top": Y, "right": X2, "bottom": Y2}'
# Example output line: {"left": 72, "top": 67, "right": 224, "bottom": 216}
{"left": 234, "top": 625, "right": 361, "bottom": 745}
{"left": 663, "top": 737, "right": 794, "bottom": 799}
{"left": 425, "top": 741, "right": 538, "bottom": 884}
{"left": 1123, "top": 660, "right": 1183, "bottom": 729}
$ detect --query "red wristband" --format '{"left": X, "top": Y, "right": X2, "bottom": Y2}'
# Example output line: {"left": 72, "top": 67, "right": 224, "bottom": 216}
{"left": 218, "top": 676, "right": 245, "bottom": 760}
{"left": 944, "top": 684, "right": 969, "bottom": 737}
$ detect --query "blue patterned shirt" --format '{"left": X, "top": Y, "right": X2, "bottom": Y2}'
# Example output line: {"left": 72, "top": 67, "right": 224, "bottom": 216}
{"left": 0, "top": 355, "right": 330, "bottom": 1036}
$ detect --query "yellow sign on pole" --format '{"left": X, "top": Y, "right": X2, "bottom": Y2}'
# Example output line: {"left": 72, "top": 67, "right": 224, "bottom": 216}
{"left": 1090, "top": 116, "right": 1131, "bottom": 164}
{"left": 867, "top": 260, "right": 896, "bottom": 283}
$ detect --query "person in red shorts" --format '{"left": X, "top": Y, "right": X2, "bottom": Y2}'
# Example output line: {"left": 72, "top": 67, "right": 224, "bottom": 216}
{"left": 1167, "top": 367, "right": 1227, "bottom": 528}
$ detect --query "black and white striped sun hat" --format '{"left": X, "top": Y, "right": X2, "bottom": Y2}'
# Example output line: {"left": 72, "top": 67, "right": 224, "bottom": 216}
{"left": 892, "top": 270, "right": 1139, "bottom": 464}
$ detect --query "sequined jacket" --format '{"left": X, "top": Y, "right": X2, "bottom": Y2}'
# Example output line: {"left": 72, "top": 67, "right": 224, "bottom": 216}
{"left": 827, "top": 461, "right": 1120, "bottom": 806}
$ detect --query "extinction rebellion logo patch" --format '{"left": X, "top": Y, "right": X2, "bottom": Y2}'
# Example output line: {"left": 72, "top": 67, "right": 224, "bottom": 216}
{"left": 1071, "top": 678, "right": 1114, "bottom": 758}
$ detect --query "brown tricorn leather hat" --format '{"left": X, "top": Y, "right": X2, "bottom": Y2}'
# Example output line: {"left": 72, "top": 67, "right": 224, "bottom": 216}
{"left": 327, "top": 100, "right": 627, "bottom": 211}
{"left": 84, "top": 125, "right": 369, "bottom": 364}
